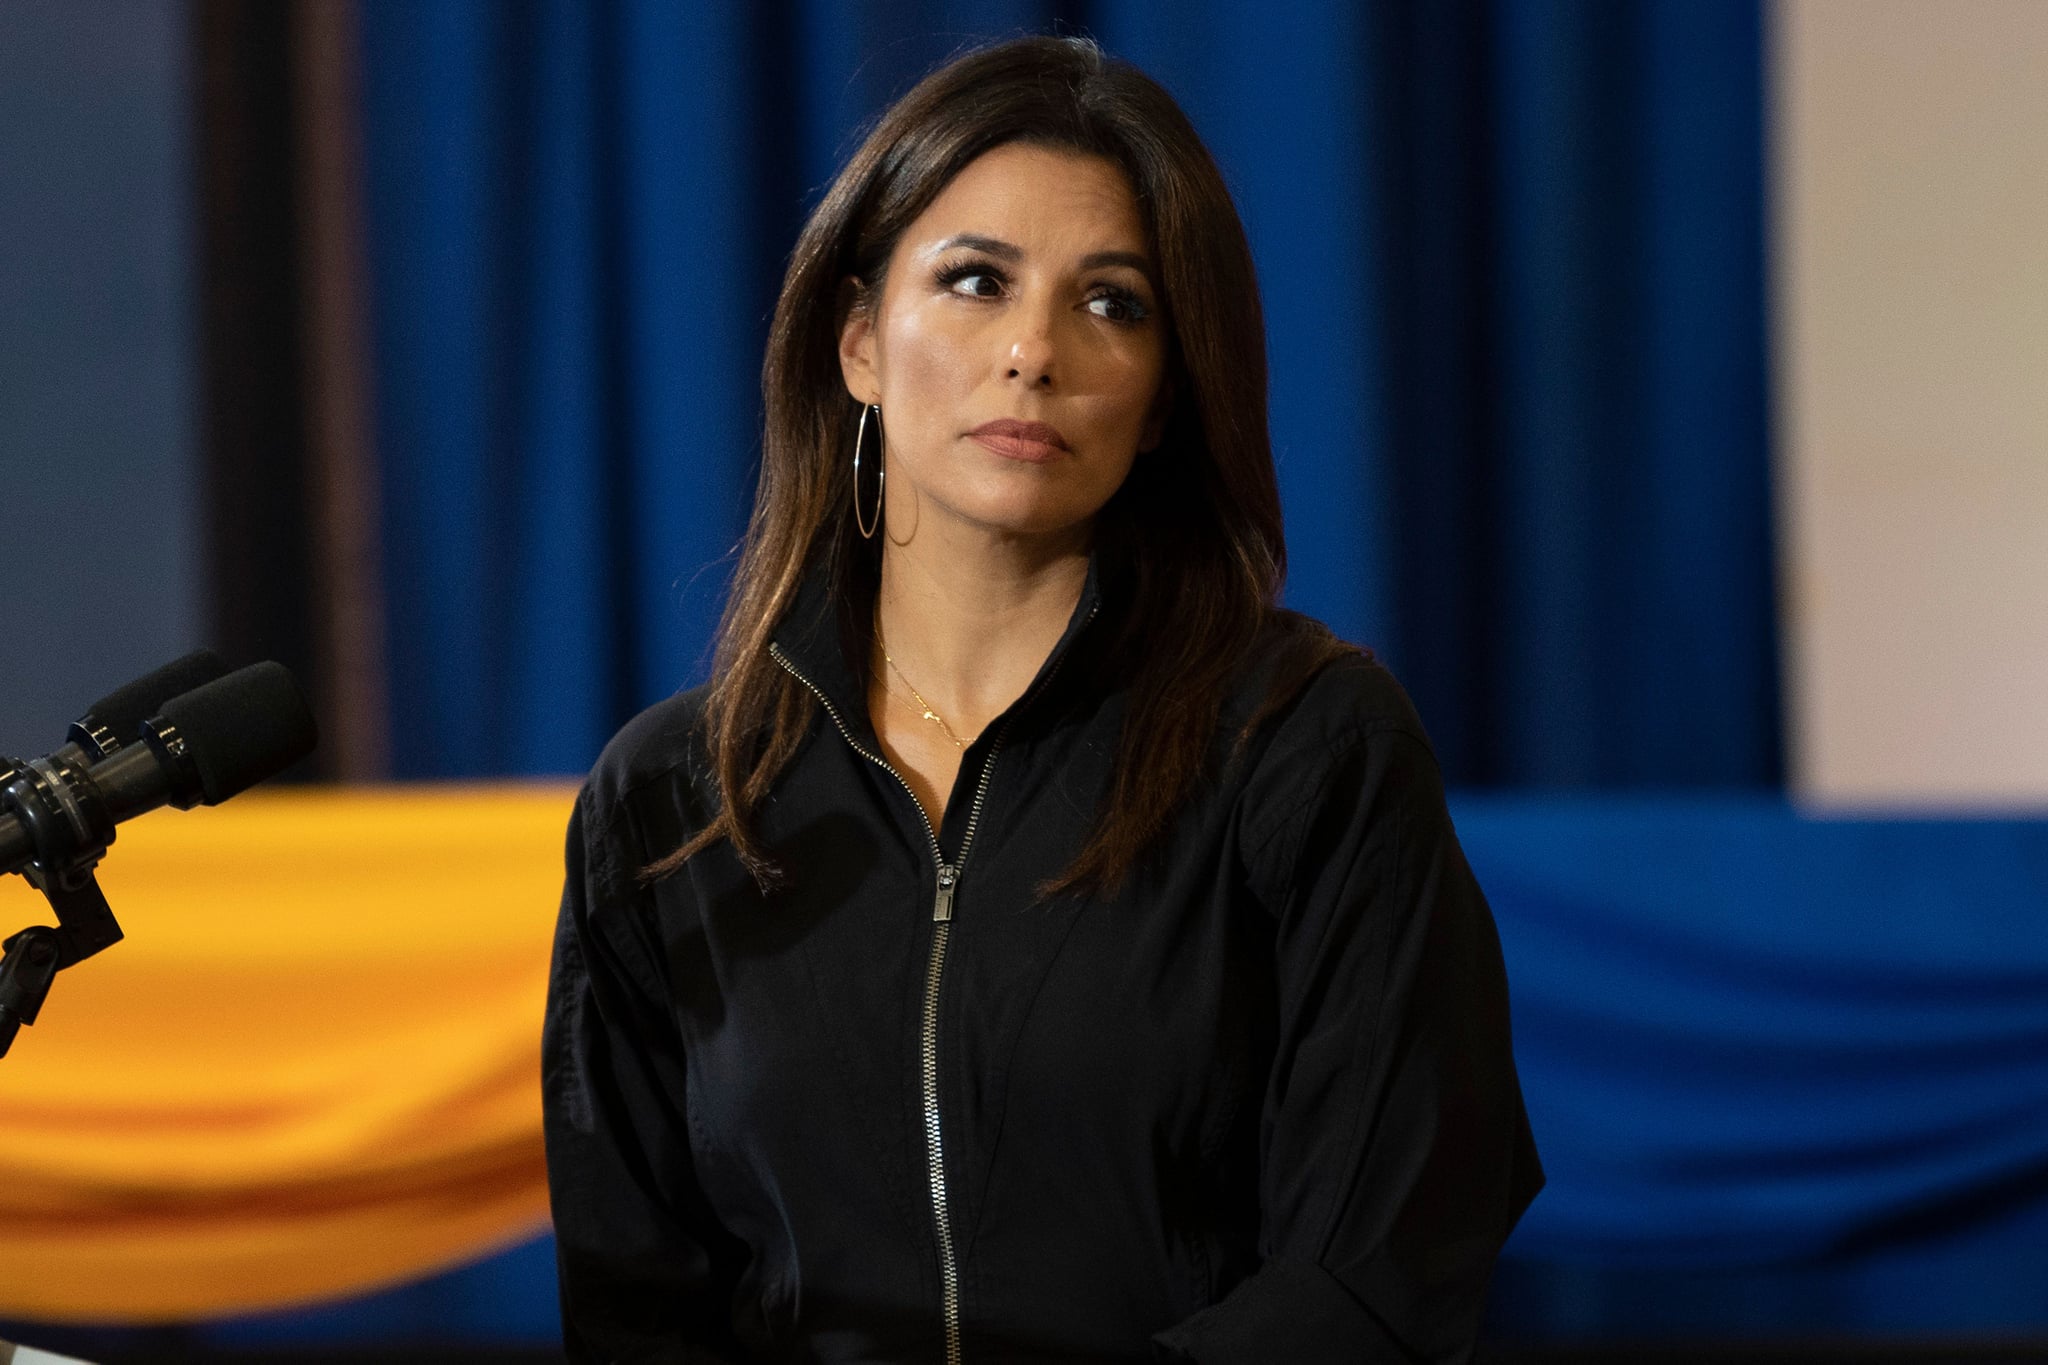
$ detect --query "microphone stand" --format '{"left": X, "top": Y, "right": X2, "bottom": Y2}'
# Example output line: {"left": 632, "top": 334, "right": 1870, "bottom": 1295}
{"left": 0, "top": 754, "right": 126, "bottom": 1059}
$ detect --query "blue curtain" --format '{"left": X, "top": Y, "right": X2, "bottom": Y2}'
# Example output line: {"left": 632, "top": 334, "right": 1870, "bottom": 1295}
{"left": 361, "top": 0, "right": 1777, "bottom": 789}
{"left": 1096, "top": 1, "right": 1778, "bottom": 788}
{"left": 1461, "top": 799, "right": 2048, "bottom": 1337}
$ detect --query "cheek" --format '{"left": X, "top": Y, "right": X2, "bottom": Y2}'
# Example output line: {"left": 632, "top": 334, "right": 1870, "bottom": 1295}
{"left": 1086, "top": 346, "right": 1168, "bottom": 443}
{"left": 880, "top": 306, "right": 978, "bottom": 419}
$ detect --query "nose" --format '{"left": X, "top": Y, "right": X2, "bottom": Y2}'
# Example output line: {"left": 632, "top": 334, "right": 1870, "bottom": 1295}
{"left": 1004, "top": 307, "right": 1056, "bottom": 389}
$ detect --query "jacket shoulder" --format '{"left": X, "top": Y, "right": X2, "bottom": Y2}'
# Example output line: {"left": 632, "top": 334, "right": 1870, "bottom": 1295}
{"left": 581, "top": 683, "right": 713, "bottom": 830}
{"left": 1230, "top": 609, "right": 1432, "bottom": 762}
{"left": 1229, "top": 616, "right": 1448, "bottom": 900}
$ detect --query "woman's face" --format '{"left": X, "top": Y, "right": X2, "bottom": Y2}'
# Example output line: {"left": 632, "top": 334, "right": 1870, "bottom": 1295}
{"left": 838, "top": 142, "right": 1171, "bottom": 544}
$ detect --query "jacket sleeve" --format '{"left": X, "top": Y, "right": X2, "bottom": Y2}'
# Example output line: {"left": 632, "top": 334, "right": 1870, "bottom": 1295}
{"left": 543, "top": 786, "right": 744, "bottom": 1364}
{"left": 1152, "top": 722, "right": 1543, "bottom": 1365}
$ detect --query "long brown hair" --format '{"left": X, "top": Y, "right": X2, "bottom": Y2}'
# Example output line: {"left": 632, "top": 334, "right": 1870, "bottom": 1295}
{"left": 650, "top": 35, "right": 1350, "bottom": 894}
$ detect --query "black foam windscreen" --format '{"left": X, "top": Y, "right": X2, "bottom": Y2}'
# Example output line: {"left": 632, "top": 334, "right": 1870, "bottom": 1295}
{"left": 77, "top": 650, "right": 230, "bottom": 750}
{"left": 152, "top": 661, "right": 319, "bottom": 805}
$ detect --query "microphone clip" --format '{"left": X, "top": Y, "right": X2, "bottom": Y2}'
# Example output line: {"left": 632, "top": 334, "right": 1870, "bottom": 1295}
{"left": 0, "top": 755, "right": 127, "bottom": 1059}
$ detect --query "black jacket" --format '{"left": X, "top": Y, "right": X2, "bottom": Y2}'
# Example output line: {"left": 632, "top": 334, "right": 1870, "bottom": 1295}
{"left": 543, "top": 561, "right": 1542, "bottom": 1364}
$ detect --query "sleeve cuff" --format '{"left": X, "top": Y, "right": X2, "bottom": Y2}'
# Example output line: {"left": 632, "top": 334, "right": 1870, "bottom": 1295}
{"left": 1150, "top": 1257, "right": 1413, "bottom": 1365}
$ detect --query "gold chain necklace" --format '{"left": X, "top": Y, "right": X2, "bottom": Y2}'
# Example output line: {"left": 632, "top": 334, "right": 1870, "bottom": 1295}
{"left": 876, "top": 625, "right": 968, "bottom": 750}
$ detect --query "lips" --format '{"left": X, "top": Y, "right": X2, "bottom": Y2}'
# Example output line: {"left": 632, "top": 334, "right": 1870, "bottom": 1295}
{"left": 968, "top": 418, "right": 1070, "bottom": 463}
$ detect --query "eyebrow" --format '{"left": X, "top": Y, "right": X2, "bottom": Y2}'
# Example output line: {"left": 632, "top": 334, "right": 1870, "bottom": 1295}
{"left": 1080, "top": 249, "right": 1155, "bottom": 276}
{"left": 931, "top": 234, "right": 1157, "bottom": 282}
{"left": 934, "top": 233, "right": 1023, "bottom": 260}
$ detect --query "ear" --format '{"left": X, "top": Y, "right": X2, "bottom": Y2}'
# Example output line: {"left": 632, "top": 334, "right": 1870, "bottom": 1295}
{"left": 1137, "top": 373, "right": 1175, "bottom": 453}
{"left": 837, "top": 276, "right": 881, "bottom": 406}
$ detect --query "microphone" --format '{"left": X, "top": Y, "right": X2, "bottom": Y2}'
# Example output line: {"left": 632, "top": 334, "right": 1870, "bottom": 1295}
{"left": 0, "top": 659, "right": 316, "bottom": 1056}
{"left": 67, "top": 648, "right": 231, "bottom": 762}
{"left": 1, "top": 649, "right": 231, "bottom": 792}
{"left": 1, "top": 661, "right": 317, "bottom": 878}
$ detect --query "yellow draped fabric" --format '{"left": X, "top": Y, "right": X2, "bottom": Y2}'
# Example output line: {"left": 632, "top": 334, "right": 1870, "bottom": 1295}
{"left": 0, "top": 784, "right": 577, "bottom": 1322}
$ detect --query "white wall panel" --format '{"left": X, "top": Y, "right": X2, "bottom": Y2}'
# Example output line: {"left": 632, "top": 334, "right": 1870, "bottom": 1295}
{"left": 1776, "top": 0, "right": 2048, "bottom": 805}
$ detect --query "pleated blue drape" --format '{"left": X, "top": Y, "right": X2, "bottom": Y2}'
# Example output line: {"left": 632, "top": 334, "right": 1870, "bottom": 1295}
{"left": 360, "top": 0, "right": 1777, "bottom": 788}
{"left": 1461, "top": 800, "right": 2048, "bottom": 1336}
{"left": 363, "top": 1, "right": 765, "bottom": 777}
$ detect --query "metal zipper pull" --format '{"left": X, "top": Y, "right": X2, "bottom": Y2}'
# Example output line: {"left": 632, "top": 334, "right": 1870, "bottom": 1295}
{"left": 933, "top": 863, "right": 957, "bottom": 922}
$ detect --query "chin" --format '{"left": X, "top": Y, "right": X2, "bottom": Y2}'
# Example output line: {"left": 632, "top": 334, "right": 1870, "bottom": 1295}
{"left": 916, "top": 497, "right": 1081, "bottom": 543}
{"left": 960, "top": 503, "right": 1095, "bottom": 539}
{"left": 943, "top": 470, "right": 1123, "bottom": 539}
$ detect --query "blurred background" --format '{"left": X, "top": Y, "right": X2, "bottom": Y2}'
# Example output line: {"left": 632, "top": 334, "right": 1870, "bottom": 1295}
{"left": 2, "top": 0, "right": 2045, "bottom": 1360}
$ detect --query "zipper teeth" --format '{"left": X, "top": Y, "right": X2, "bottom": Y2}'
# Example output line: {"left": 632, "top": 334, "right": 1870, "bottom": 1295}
{"left": 921, "top": 922, "right": 962, "bottom": 1365}
{"left": 770, "top": 639, "right": 973, "bottom": 1365}
{"left": 768, "top": 643, "right": 943, "bottom": 866}
{"left": 920, "top": 709, "right": 1016, "bottom": 1365}
{"left": 769, "top": 605, "right": 1097, "bottom": 1365}
{"left": 768, "top": 602, "right": 1093, "bottom": 879}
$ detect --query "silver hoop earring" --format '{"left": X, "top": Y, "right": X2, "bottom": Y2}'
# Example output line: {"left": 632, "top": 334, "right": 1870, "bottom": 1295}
{"left": 853, "top": 403, "right": 884, "bottom": 540}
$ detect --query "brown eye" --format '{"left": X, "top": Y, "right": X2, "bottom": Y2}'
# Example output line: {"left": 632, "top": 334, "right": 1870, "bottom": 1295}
{"left": 1085, "top": 287, "right": 1150, "bottom": 324}
{"left": 936, "top": 262, "right": 1006, "bottom": 299}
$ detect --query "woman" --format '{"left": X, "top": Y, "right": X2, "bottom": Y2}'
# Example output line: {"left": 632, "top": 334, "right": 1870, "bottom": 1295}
{"left": 544, "top": 35, "right": 1540, "bottom": 1365}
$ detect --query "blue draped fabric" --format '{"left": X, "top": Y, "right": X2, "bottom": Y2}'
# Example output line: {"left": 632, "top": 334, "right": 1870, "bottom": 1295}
{"left": 362, "top": 1, "right": 760, "bottom": 777}
{"left": 1461, "top": 799, "right": 2048, "bottom": 1336}
{"left": 360, "top": 0, "right": 1777, "bottom": 789}
{"left": 1096, "top": 1, "right": 1778, "bottom": 789}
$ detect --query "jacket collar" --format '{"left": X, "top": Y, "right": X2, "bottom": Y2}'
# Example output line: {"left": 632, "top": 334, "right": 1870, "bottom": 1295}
{"left": 768, "top": 549, "right": 1104, "bottom": 753}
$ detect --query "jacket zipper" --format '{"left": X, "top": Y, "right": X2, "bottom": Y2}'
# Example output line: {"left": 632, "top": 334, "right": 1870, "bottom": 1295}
{"left": 768, "top": 607, "right": 1095, "bottom": 1364}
